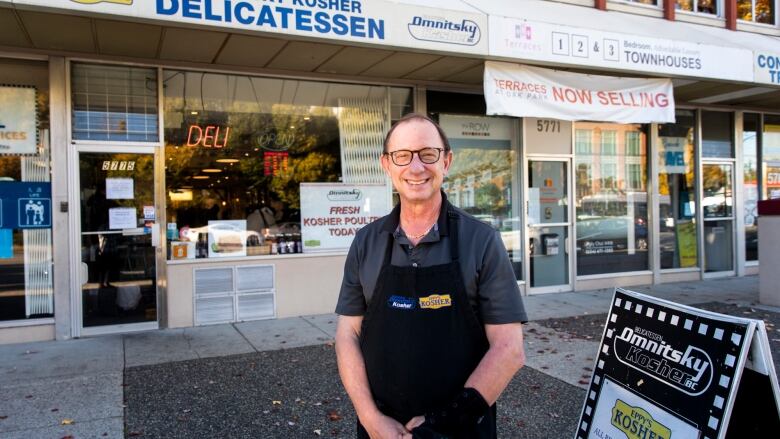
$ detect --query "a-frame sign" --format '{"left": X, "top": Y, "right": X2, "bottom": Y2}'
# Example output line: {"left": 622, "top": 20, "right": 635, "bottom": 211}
{"left": 576, "top": 288, "right": 780, "bottom": 439}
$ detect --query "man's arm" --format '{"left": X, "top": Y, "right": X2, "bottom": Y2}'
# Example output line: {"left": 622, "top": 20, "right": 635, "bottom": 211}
{"left": 464, "top": 322, "right": 525, "bottom": 404}
{"left": 335, "top": 315, "right": 411, "bottom": 438}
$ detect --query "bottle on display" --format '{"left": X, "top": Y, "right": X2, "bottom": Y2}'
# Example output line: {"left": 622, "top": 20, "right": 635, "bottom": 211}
{"left": 270, "top": 234, "right": 278, "bottom": 255}
{"left": 196, "top": 233, "right": 208, "bottom": 258}
{"left": 278, "top": 234, "right": 287, "bottom": 254}
{"left": 293, "top": 233, "right": 302, "bottom": 253}
{"left": 285, "top": 233, "right": 295, "bottom": 254}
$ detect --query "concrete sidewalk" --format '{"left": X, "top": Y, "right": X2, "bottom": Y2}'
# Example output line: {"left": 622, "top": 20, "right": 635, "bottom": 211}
{"left": 0, "top": 276, "right": 770, "bottom": 438}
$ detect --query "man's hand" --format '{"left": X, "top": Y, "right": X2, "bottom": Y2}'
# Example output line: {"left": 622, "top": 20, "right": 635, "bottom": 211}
{"left": 363, "top": 411, "right": 412, "bottom": 438}
{"left": 404, "top": 415, "right": 426, "bottom": 431}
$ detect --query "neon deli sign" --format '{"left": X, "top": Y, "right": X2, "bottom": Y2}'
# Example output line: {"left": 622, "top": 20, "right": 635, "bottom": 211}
{"left": 186, "top": 124, "right": 230, "bottom": 148}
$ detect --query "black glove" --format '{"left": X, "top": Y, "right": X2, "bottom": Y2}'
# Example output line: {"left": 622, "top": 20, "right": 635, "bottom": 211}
{"left": 411, "top": 423, "right": 449, "bottom": 439}
{"left": 422, "top": 388, "right": 490, "bottom": 435}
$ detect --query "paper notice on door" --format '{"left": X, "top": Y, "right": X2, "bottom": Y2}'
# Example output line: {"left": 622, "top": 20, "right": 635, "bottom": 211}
{"left": 109, "top": 207, "right": 137, "bottom": 230}
{"left": 528, "top": 188, "right": 541, "bottom": 225}
{"left": 106, "top": 178, "right": 134, "bottom": 200}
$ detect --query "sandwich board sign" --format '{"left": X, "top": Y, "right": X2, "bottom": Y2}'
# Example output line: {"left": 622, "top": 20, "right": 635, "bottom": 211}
{"left": 576, "top": 288, "right": 780, "bottom": 439}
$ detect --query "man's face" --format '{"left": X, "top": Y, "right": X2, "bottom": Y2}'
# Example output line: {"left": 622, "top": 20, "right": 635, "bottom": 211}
{"left": 381, "top": 119, "right": 452, "bottom": 204}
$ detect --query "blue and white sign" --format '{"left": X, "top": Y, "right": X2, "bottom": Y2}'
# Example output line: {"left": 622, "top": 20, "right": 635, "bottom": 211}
{"left": 13, "top": 0, "right": 488, "bottom": 55}
{"left": 755, "top": 52, "right": 780, "bottom": 86}
{"left": 0, "top": 182, "right": 52, "bottom": 229}
{"left": 660, "top": 137, "right": 687, "bottom": 174}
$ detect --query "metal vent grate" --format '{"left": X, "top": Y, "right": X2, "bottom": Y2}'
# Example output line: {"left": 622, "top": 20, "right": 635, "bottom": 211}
{"left": 237, "top": 294, "right": 274, "bottom": 321}
{"left": 196, "top": 296, "right": 234, "bottom": 325}
{"left": 194, "top": 267, "right": 233, "bottom": 296}
{"left": 236, "top": 265, "right": 274, "bottom": 292}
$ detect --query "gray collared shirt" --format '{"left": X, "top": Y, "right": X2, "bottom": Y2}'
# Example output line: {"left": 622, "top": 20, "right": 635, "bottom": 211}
{"left": 336, "top": 195, "right": 528, "bottom": 324}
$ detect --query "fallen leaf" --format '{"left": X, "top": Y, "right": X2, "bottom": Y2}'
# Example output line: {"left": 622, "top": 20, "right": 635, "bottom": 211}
{"left": 314, "top": 429, "right": 322, "bottom": 436}
{"left": 51, "top": 408, "right": 59, "bottom": 412}
{"left": 578, "top": 379, "right": 589, "bottom": 385}
{"left": 272, "top": 400, "right": 282, "bottom": 405}
{"left": 288, "top": 421, "right": 296, "bottom": 426}
{"left": 327, "top": 410, "right": 342, "bottom": 421}
{"left": 128, "top": 432, "right": 142, "bottom": 437}
{"left": 61, "top": 419, "right": 74, "bottom": 425}
{"left": 0, "top": 416, "right": 7, "bottom": 420}
{"left": 637, "top": 379, "right": 644, "bottom": 386}
{"left": 60, "top": 436, "right": 74, "bottom": 439}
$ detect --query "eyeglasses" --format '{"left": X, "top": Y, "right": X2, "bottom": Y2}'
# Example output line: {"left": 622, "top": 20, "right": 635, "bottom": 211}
{"left": 385, "top": 147, "right": 446, "bottom": 166}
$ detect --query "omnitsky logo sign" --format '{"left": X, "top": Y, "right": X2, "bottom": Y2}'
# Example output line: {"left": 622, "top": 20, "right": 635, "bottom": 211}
{"left": 407, "top": 15, "right": 481, "bottom": 46}
{"left": 326, "top": 189, "right": 361, "bottom": 201}
{"left": 614, "top": 326, "right": 713, "bottom": 396}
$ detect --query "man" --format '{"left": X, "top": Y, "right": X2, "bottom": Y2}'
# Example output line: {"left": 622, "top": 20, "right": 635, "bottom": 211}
{"left": 335, "top": 113, "right": 527, "bottom": 438}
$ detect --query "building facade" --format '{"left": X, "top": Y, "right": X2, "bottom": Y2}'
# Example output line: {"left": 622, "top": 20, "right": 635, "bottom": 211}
{"left": 0, "top": 0, "right": 778, "bottom": 343}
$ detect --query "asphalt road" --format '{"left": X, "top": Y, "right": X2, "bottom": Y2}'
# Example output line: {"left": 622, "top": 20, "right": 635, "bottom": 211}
{"left": 124, "top": 302, "right": 779, "bottom": 438}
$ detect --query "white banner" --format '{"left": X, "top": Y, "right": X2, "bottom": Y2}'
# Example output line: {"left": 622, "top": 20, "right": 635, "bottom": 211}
{"left": 15, "top": 0, "right": 487, "bottom": 55}
{"left": 300, "top": 183, "right": 389, "bottom": 252}
{"left": 484, "top": 61, "right": 675, "bottom": 123}
{"left": 755, "top": 52, "right": 780, "bottom": 86}
{"left": 0, "top": 86, "right": 37, "bottom": 155}
{"left": 489, "top": 15, "right": 754, "bottom": 83}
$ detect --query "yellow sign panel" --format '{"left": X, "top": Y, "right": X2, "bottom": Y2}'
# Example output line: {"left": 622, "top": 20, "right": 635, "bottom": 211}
{"left": 611, "top": 399, "right": 672, "bottom": 439}
{"left": 71, "top": 0, "right": 133, "bottom": 5}
{"left": 419, "top": 294, "right": 452, "bottom": 310}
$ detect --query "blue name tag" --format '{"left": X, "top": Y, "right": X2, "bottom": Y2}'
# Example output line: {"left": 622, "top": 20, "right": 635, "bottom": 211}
{"left": 387, "top": 295, "right": 416, "bottom": 310}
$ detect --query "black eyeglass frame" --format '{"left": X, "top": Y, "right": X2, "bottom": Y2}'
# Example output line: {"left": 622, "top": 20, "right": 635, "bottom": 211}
{"left": 384, "top": 147, "right": 448, "bottom": 166}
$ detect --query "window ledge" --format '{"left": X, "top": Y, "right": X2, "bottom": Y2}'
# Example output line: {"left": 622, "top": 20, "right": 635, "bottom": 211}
{"left": 0, "top": 318, "right": 55, "bottom": 329}
{"left": 167, "top": 251, "right": 348, "bottom": 265}
{"left": 675, "top": 10, "right": 726, "bottom": 28}
{"left": 608, "top": 1, "right": 664, "bottom": 18}
{"left": 736, "top": 20, "right": 780, "bottom": 36}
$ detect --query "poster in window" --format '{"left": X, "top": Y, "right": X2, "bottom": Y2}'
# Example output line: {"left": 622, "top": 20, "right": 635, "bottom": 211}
{"left": 0, "top": 86, "right": 37, "bottom": 155}
{"left": 300, "top": 183, "right": 390, "bottom": 252}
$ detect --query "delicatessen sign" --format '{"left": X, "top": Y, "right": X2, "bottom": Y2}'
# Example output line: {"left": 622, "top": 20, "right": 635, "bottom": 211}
{"left": 577, "top": 289, "right": 780, "bottom": 439}
{"left": 300, "top": 183, "right": 389, "bottom": 252}
{"left": 485, "top": 62, "right": 675, "bottom": 123}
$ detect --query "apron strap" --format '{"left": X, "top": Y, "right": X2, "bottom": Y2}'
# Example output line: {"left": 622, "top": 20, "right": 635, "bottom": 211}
{"left": 447, "top": 209, "right": 459, "bottom": 262}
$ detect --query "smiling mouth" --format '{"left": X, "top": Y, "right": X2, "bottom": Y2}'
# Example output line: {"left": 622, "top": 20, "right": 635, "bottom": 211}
{"left": 406, "top": 178, "right": 430, "bottom": 186}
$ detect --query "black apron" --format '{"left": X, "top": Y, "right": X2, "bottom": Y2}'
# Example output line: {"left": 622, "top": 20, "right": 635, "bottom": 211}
{"left": 357, "top": 210, "right": 496, "bottom": 438}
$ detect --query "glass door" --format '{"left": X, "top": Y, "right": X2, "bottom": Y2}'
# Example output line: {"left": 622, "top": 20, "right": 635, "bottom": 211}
{"left": 76, "top": 150, "right": 159, "bottom": 334}
{"left": 526, "top": 159, "right": 572, "bottom": 293}
{"left": 702, "top": 162, "right": 735, "bottom": 275}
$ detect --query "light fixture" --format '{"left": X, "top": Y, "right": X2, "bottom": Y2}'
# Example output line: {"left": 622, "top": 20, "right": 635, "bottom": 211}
{"left": 202, "top": 168, "right": 222, "bottom": 173}
{"left": 191, "top": 111, "right": 198, "bottom": 115}
{"left": 216, "top": 158, "right": 239, "bottom": 163}
{"left": 193, "top": 175, "right": 210, "bottom": 180}
{"left": 303, "top": 116, "right": 310, "bottom": 121}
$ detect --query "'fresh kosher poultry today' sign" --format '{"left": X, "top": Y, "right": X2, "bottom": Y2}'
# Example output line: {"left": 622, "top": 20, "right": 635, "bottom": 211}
{"left": 577, "top": 288, "right": 780, "bottom": 439}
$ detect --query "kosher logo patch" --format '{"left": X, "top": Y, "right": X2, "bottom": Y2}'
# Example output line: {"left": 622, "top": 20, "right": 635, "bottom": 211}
{"left": 611, "top": 399, "right": 671, "bottom": 439}
{"left": 388, "top": 295, "right": 416, "bottom": 310}
{"left": 419, "top": 294, "right": 452, "bottom": 310}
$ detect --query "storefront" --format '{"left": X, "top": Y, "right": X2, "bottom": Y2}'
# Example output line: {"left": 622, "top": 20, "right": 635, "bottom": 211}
{"left": 0, "top": 0, "right": 778, "bottom": 342}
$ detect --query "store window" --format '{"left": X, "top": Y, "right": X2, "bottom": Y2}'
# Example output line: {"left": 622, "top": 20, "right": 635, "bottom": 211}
{"left": 435, "top": 113, "right": 522, "bottom": 280}
{"left": 71, "top": 63, "right": 159, "bottom": 142}
{"left": 702, "top": 111, "right": 734, "bottom": 158}
{"left": 743, "top": 114, "right": 759, "bottom": 262}
{"left": 0, "top": 59, "right": 52, "bottom": 322}
{"left": 764, "top": 114, "right": 780, "bottom": 200}
{"left": 658, "top": 110, "right": 698, "bottom": 269}
{"left": 575, "top": 123, "right": 649, "bottom": 276}
{"left": 676, "top": 0, "right": 718, "bottom": 15}
{"left": 737, "top": 0, "right": 776, "bottom": 24}
{"left": 162, "top": 70, "right": 411, "bottom": 259}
